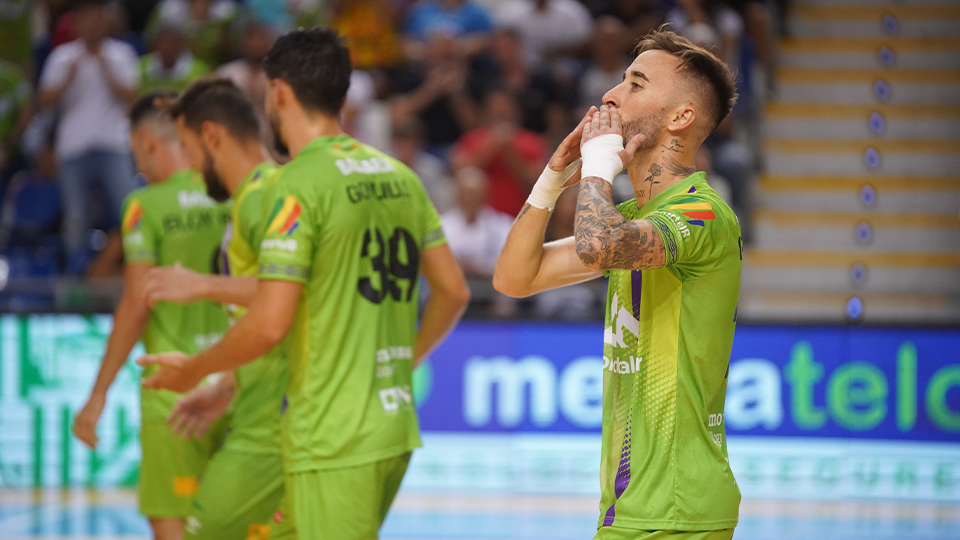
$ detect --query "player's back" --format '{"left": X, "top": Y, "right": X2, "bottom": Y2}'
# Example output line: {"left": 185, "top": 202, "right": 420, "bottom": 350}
{"left": 258, "top": 135, "right": 446, "bottom": 472}
{"left": 121, "top": 169, "right": 230, "bottom": 419}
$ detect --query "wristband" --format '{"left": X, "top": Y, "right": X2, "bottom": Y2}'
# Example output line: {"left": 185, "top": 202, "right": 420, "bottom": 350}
{"left": 580, "top": 134, "right": 624, "bottom": 184}
{"left": 526, "top": 158, "right": 582, "bottom": 211}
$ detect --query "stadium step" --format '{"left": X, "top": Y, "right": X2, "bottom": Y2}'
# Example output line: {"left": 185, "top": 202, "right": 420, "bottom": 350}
{"left": 763, "top": 139, "right": 960, "bottom": 176}
{"left": 764, "top": 104, "right": 960, "bottom": 140}
{"left": 758, "top": 175, "right": 960, "bottom": 215}
{"left": 780, "top": 38, "right": 960, "bottom": 70}
{"left": 776, "top": 68, "right": 960, "bottom": 105}
{"left": 751, "top": 210, "right": 960, "bottom": 252}
{"left": 739, "top": 290, "right": 960, "bottom": 324}
{"left": 789, "top": 5, "right": 960, "bottom": 39}
{"left": 742, "top": 264, "right": 960, "bottom": 294}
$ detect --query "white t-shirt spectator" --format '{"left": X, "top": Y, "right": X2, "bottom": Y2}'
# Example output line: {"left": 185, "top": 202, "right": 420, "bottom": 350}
{"left": 496, "top": 0, "right": 593, "bottom": 64}
{"left": 441, "top": 206, "right": 513, "bottom": 277}
{"left": 39, "top": 38, "right": 139, "bottom": 160}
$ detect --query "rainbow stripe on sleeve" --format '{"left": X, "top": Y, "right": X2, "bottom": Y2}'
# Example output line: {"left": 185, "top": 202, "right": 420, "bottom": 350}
{"left": 266, "top": 195, "right": 302, "bottom": 236}
{"left": 122, "top": 200, "right": 143, "bottom": 233}
{"left": 664, "top": 199, "right": 715, "bottom": 227}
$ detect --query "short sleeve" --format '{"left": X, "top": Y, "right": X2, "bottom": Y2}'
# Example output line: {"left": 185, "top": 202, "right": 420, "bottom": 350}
{"left": 409, "top": 169, "right": 446, "bottom": 250}
{"left": 120, "top": 195, "right": 157, "bottom": 264}
{"left": 644, "top": 195, "right": 729, "bottom": 281}
{"left": 111, "top": 43, "right": 141, "bottom": 88}
{"left": 257, "top": 176, "right": 315, "bottom": 283}
{"left": 39, "top": 46, "right": 70, "bottom": 90}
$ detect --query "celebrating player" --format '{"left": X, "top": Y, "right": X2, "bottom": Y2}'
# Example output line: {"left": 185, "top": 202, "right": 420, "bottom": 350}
{"left": 494, "top": 29, "right": 742, "bottom": 540}
{"left": 73, "top": 91, "right": 230, "bottom": 540}
{"left": 140, "top": 78, "right": 292, "bottom": 539}
{"left": 138, "top": 28, "right": 471, "bottom": 539}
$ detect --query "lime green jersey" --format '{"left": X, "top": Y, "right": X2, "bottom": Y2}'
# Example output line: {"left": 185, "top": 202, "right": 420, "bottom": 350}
{"left": 257, "top": 135, "right": 446, "bottom": 472}
{"left": 599, "top": 173, "right": 742, "bottom": 531}
{"left": 220, "top": 161, "right": 288, "bottom": 455}
{"left": 121, "top": 169, "right": 230, "bottom": 422}
{"left": 138, "top": 52, "right": 210, "bottom": 96}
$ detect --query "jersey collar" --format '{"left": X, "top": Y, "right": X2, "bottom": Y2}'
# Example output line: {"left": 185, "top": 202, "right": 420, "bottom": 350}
{"left": 237, "top": 161, "right": 275, "bottom": 196}
{"left": 299, "top": 134, "right": 356, "bottom": 156}
{"left": 638, "top": 171, "right": 707, "bottom": 214}
{"left": 165, "top": 168, "right": 198, "bottom": 186}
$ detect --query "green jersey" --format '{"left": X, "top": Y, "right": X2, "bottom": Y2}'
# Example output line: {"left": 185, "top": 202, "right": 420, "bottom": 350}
{"left": 220, "top": 161, "right": 288, "bottom": 454}
{"left": 121, "top": 169, "right": 230, "bottom": 422}
{"left": 257, "top": 135, "right": 446, "bottom": 473}
{"left": 599, "top": 172, "right": 741, "bottom": 531}
{"left": 138, "top": 52, "right": 210, "bottom": 96}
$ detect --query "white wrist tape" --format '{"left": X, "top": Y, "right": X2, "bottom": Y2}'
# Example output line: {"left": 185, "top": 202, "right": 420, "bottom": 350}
{"left": 580, "top": 134, "right": 624, "bottom": 184}
{"left": 526, "top": 158, "right": 582, "bottom": 211}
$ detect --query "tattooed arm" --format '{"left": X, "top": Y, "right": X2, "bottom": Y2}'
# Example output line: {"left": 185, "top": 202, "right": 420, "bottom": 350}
{"left": 574, "top": 177, "right": 666, "bottom": 271}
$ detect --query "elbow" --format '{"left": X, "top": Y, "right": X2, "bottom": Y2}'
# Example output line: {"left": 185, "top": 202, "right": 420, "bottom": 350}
{"left": 260, "top": 322, "right": 290, "bottom": 350}
{"left": 449, "top": 280, "right": 472, "bottom": 311}
{"left": 574, "top": 239, "right": 606, "bottom": 272}
{"left": 492, "top": 271, "right": 530, "bottom": 298}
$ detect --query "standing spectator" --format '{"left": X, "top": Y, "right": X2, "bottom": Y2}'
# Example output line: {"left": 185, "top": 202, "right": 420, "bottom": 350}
{"left": 441, "top": 167, "right": 513, "bottom": 279}
{"left": 577, "top": 16, "right": 629, "bottom": 111}
{"left": 452, "top": 88, "right": 548, "bottom": 216}
{"left": 496, "top": 0, "right": 593, "bottom": 66}
{"left": 392, "top": 33, "right": 480, "bottom": 155}
{"left": 147, "top": 0, "right": 236, "bottom": 66}
{"left": 217, "top": 22, "right": 276, "bottom": 152}
{"left": 391, "top": 118, "right": 454, "bottom": 214}
{"left": 138, "top": 25, "right": 209, "bottom": 95}
{"left": 38, "top": 0, "right": 139, "bottom": 274}
{"left": 668, "top": 0, "right": 743, "bottom": 67}
{"left": 0, "top": 59, "right": 31, "bottom": 173}
{"left": 404, "top": 0, "right": 494, "bottom": 59}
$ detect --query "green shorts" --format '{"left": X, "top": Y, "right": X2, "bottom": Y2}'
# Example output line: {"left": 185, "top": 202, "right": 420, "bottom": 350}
{"left": 139, "top": 417, "right": 228, "bottom": 518}
{"left": 184, "top": 448, "right": 293, "bottom": 540}
{"left": 279, "top": 452, "right": 412, "bottom": 540}
{"left": 594, "top": 527, "right": 735, "bottom": 540}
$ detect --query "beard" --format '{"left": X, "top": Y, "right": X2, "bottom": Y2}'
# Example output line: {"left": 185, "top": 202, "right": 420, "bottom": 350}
{"left": 202, "top": 152, "right": 231, "bottom": 202}
{"left": 621, "top": 109, "right": 665, "bottom": 153}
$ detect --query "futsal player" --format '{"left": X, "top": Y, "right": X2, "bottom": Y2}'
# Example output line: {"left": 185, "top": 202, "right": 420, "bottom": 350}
{"left": 138, "top": 28, "right": 471, "bottom": 539}
{"left": 140, "top": 78, "right": 292, "bottom": 539}
{"left": 494, "top": 29, "right": 743, "bottom": 540}
{"left": 73, "top": 91, "right": 230, "bottom": 540}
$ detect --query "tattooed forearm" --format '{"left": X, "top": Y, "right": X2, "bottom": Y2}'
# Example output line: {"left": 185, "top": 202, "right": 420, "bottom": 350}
{"left": 661, "top": 138, "right": 684, "bottom": 153}
{"left": 663, "top": 155, "right": 696, "bottom": 178}
{"left": 515, "top": 203, "right": 533, "bottom": 221}
{"left": 574, "top": 177, "right": 666, "bottom": 271}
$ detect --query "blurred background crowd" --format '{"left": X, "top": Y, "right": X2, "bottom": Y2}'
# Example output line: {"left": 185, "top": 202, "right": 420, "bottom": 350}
{"left": 0, "top": 0, "right": 781, "bottom": 316}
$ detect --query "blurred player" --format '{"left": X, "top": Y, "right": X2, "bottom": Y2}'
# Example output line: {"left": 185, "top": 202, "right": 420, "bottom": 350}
{"left": 73, "top": 91, "right": 230, "bottom": 540}
{"left": 138, "top": 28, "right": 471, "bottom": 539}
{"left": 139, "top": 78, "right": 292, "bottom": 539}
{"left": 494, "top": 29, "right": 742, "bottom": 540}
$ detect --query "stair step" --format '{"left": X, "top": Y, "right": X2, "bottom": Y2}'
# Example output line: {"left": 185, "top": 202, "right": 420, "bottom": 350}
{"left": 796, "top": 0, "right": 960, "bottom": 6}
{"left": 780, "top": 37, "right": 960, "bottom": 70}
{"left": 765, "top": 117, "right": 960, "bottom": 140}
{"left": 745, "top": 249, "right": 960, "bottom": 267}
{"left": 790, "top": 5, "right": 960, "bottom": 39}
{"left": 743, "top": 265, "right": 960, "bottom": 294}
{"left": 764, "top": 139, "right": 960, "bottom": 176}
{"left": 758, "top": 186, "right": 960, "bottom": 215}
{"left": 738, "top": 290, "right": 960, "bottom": 324}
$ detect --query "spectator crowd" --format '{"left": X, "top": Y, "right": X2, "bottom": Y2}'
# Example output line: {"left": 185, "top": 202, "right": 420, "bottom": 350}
{"left": 0, "top": 0, "right": 776, "bottom": 316}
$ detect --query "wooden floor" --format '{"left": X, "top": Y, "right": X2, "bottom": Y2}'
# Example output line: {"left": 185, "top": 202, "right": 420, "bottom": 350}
{"left": 1, "top": 490, "right": 959, "bottom": 539}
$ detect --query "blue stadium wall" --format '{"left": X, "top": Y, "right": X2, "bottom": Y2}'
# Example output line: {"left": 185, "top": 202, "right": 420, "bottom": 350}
{"left": 0, "top": 315, "right": 958, "bottom": 501}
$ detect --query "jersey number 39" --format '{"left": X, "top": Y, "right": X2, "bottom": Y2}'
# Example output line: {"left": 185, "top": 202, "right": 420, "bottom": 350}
{"left": 357, "top": 227, "right": 420, "bottom": 304}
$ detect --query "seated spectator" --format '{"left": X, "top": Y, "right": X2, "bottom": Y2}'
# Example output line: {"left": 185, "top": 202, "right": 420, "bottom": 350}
{"left": 668, "top": 0, "right": 743, "bottom": 67}
{"left": 471, "top": 27, "right": 563, "bottom": 135}
{"left": 404, "top": 0, "right": 495, "bottom": 59}
{"left": 496, "top": 0, "right": 593, "bottom": 66}
{"left": 138, "top": 24, "right": 209, "bottom": 95}
{"left": 452, "top": 88, "right": 548, "bottom": 216}
{"left": 577, "top": 16, "right": 629, "bottom": 111}
{"left": 331, "top": 0, "right": 403, "bottom": 70}
{"left": 392, "top": 33, "right": 480, "bottom": 156}
{"left": 218, "top": 22, "right": 276, "bottom": 153}
{"left": 147, "top": 0, "right": 236, "bottom": 66}
{"left": 441, "top": 167, "right": 512, "bottom": 279}
{"left": 37, "top": 0, "right": 139, "bottom": 275}
{"left": 391, "top": 118, "right": 454, "bottom": 213}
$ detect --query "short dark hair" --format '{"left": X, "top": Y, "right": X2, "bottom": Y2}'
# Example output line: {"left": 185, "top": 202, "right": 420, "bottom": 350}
{"left": 262, "top": 27, "right": 352, "bottom": 116}
{"left": 634, "top": 28, "right": 737, "bottom": 131}
{"left": 170, "top": 77, "right": 261, "bottom": 141}
{"left": 129, "top": 90, "right": 177, "bottom": 128}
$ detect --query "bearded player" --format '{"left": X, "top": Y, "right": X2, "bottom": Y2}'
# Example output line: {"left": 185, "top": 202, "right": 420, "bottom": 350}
{"left": 137, "top": 28, "right": 470, "bottom": 539}
{"left": 495, "top": 29, "right": 742, "bottom": 540}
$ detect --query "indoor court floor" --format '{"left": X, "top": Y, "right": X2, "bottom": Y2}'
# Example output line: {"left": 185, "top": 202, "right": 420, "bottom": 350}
{"left": 0, "top": 490, "right": 958, "bottom": 540}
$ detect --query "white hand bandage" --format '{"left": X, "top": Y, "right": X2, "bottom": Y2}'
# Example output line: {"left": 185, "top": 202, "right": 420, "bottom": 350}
{"left": 580, "top": 134, "right": 624, "bottom": 184}
{"left": 526, "top": 158, "right": 582, "bottom": 211}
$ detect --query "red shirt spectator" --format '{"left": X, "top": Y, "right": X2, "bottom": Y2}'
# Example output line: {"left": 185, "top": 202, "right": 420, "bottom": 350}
{"left": 452, "top": 88, "right": 548, "bottom": 216}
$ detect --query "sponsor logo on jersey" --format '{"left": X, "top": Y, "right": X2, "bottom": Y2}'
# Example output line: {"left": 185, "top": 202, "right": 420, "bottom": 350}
{"left": 335, "top": 156, "right": 396, "bottom": 176}
{"left": 665, "top": 199, "right": 715, "bottom": 227}
{"left": 172, "top": 475, "right": 199, "bottom": 496}
{"left": 121, "top": 199, "right": 143, "bottom": 233}
{"left": 246, "top": 524, "right": 272, "bottom": 540}
{"left": 379, "top": 385, "right": 413, "bottom": 412}
{"left": 261, "top": 238, "right": 298, "bottom": 252}
{"left": 266, "top": 195, "right": 302, "bottom": 236}
{"left": 178, "top": 190, "right": 215, "bottom": 209}
{"left": 602, "top": 355, "right": 643, "bottom": 374}
{"left": 603, "top": 292, "right": 639, "bottom": 349}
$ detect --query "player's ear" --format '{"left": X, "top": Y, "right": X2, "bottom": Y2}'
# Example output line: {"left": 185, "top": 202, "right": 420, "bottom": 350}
{"left": 668, "top": 104, "right": 696, "bottom": 134}
{"left": 199, "top": 120, "right": 220, "bottom": 149}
